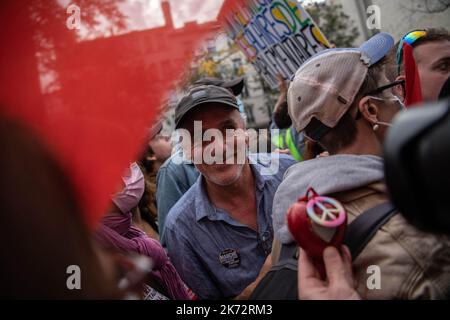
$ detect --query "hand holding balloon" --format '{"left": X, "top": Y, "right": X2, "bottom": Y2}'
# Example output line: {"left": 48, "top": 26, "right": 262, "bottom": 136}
{"left": 287, "top": 188, "right": 347, "bottom": 279}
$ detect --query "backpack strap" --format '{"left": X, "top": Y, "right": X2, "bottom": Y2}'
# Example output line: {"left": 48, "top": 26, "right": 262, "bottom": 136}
{"left": 251, "top": 203, "right": 397, "bottom": 300}
{"left": 276, "top": 202, "right": 397, "bottom": 267}
{"left": 343, "top": 202, "right": 397, "bottom": 260}
{"left": 270, "top": 242, "right": 298, "bottom": 272}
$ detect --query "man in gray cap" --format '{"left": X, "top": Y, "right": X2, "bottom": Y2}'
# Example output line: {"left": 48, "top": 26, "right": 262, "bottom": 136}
{"left": 162, "top": 85, "right": 295, "bottom": 299}
{"left": 272, "top": 33, "right": 450, "bottom": 299}
{"left": 156, "top": 77, "right": 246, "bottom": 243}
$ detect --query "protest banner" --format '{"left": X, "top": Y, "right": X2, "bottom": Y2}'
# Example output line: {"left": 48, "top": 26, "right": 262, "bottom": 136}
{"left": 220, "top": 0, "right": 330, "bottom": 88}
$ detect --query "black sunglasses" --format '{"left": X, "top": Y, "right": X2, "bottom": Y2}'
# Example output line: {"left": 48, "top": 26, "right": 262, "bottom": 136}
{"left": 365, "top": 80, "right": 405, "bottom": 97}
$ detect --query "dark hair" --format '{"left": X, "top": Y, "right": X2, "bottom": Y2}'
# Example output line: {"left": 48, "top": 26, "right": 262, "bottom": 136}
{"left": 140, "top": 145, "right": 155, "bottom": 173}
{"left": 305, "top": 58, "right": 388, "bottom": 154}
{"left": 302, "top": 138, "right": 325, "bottom": 160}
{"left": 136, "top": 157, "right": 159, "bottom": 233}
{"left": 411, "top": 28, "right": 450, "bottom": 49}
{"left": 392, "top": 28, "right": 450, "bottom": 77}
{"left": 273, "top": 100, "right": 292, "bottom": 129}
{"left": 138, "top": 178, "right": 159, "bottom": 233}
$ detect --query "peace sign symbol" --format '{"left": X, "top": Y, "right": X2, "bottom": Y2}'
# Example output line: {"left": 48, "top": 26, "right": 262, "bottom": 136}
{"left": 306, "top": 196, "right": 346, "bottom": 227}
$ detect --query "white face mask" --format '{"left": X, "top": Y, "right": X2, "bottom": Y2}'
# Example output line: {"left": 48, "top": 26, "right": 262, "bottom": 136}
{"left": 367, "top": 95, "right": 406, "bottom": 110}
{"left": 365, "top": 95, "right": 406, "bottom": 128}
{"left": 112, "top": 162, "right": 145, "bottom": 213}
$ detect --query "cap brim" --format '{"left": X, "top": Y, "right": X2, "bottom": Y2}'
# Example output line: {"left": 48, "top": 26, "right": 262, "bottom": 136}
{"left": 175, "top": 100, "right": 240, "bottom": 129}
{"left": 302, "top": 33, "right": 394, "bottom": 72}
{"left": 359, "top": 32, "right": 394, "bottom": 66}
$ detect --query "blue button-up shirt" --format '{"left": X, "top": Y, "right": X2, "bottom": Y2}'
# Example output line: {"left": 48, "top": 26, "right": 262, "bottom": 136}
{"left": 162, "top": 153, "right": 296, "bottom": 299}
{"left": 156, "top": 148, "right": 199, "bottom": 245}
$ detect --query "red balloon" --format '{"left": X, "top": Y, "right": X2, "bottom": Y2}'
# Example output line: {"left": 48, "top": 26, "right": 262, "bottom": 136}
{"left": 287, "top": 193, "right": 347, "bottom": 279}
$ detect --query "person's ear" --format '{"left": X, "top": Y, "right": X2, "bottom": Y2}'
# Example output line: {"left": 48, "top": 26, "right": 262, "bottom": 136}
{"left": 358, "top": 96, "right": 379, "bottom": 126}
{"left": 394, "top": 75, "right": 406, "bottom": 100}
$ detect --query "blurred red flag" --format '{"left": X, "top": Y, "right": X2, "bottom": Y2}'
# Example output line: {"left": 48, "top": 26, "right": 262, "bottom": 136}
{"left": 0, "top": 0, "right": 221, "bottom": 228}
{"left": 403, "top": 42, "right": 423, "bottom": 107}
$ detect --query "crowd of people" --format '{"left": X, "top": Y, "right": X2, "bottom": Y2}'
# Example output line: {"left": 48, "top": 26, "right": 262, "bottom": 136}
{"left": 2, "top": 27, "right": 450, "bottom": 300}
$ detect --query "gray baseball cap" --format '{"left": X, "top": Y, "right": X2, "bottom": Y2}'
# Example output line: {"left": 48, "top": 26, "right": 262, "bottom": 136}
{"left": 175, "top": 85, "right": 239, "bottom": 129}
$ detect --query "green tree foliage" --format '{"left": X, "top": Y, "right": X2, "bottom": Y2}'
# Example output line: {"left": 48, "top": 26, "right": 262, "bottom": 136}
{"left": 306, "top": 2, "right": 360, "bottom": 47}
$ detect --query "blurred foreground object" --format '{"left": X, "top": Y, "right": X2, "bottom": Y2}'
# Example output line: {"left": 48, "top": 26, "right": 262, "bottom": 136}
{"left": 0, "top": 118, "right": 118, "bottom": 299}
{"left": 384, "top": 98, "right": 450, "bottom": 234}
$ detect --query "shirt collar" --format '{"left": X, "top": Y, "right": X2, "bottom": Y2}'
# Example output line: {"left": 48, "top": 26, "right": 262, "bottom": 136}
{"left": 249, "top": 154, "right": 269, "bottom": 191}
{"left": 194, "top": 175, "right": 216, "bottom": 221}
{"left": 194, "top": 155, "right": 269, "bottom": 222}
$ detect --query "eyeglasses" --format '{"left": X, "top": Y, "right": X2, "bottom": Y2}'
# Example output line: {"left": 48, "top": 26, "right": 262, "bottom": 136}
{"left": 355, "top": 80, "right": 405, "bottom": 120}
{"left": 396, "top": 30, "right": 427, "bottom": 74}
{"left": 365, "top": 79, "right": 405, "bottom": 97}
